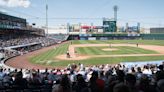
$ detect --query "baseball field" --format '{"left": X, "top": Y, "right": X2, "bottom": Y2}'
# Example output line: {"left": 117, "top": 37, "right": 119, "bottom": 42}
{"left": 5, "top": 40, "right": 164, "bottom": 69}
{"left": 29, "top": 40, "right": 164, "bottom": 66}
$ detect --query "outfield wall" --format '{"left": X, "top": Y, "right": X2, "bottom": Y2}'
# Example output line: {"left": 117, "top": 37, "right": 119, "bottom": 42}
{"left": 68, "top": 34, "right": 164, "bottom": 40}
{"left": 140, "top": 34, "right": 164, "bottom": 40}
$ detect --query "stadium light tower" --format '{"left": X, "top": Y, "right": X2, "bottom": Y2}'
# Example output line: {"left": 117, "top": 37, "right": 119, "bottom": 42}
{"left": 113, "top": 5, "right": 118, "bottom": 22}
{"left": 46, "top": 0, "right": 48, "bottom": 35}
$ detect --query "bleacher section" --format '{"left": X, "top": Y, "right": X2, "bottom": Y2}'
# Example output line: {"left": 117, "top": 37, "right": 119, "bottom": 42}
{"left": 48, "top": 34, "right": 69, "bottom": 42}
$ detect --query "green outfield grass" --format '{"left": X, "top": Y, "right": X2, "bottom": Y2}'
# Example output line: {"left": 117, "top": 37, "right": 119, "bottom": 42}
{"left": 72, "top": 40, "right": 164, "bottom": 46}
{"left": 76, "top": 46, "right": 158, "bottom": 55}
{"left": 29, "top": 40, "right": 164, "bottom": 67}
{"left": 49, "top": 56, "right": 164, "bottom": 66}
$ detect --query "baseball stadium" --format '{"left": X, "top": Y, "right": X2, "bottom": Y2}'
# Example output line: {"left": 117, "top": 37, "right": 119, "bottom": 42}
{"left": 1, "top": 14, "right": 164, "bottom": 69}
{"left": 0, "top": 0, "right": 164, "bottom": 92}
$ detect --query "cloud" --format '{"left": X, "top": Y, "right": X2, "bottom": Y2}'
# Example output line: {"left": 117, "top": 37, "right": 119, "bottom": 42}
{"left": 0, "top": 9, "right": 8, "bottom": 13}
{"left": 0, "top": 0, "right": 31, "bottom": 8}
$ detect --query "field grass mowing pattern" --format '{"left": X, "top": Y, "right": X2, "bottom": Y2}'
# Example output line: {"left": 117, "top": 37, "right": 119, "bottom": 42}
{"left": 76, "top": 46, "right": 158, "bottom": 55}
{"left": 30, "top": 43, "right": 69, "bottom": 64}
{"left": 50, "top": 55, "right": 164, "bottom": 66}
{"left": 73, "top": 40, "right": 164, "bottom": 46}
{"left": 29, "top": 40, "right": 164, "bottom": 67}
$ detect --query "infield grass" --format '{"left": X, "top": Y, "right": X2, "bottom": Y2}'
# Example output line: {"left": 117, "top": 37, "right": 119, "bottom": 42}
{"left": 76, "top": 46, "right": 158, "bottom": 55}
{"left": 29, "top": 40, "right": 164, "bottom": 67}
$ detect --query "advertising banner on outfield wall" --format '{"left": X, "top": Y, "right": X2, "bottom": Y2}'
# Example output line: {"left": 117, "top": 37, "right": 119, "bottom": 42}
{"left": 80, "top": 37, "right": 87, "bottom": 40}
{"left": 88, "top": 37, "right": 96, "bottom": 40}
{"left": 79, "top": 34, "right": 92, "bottom": 37}
{"left": 100, "top": 37, "right": 108, "bottom": 40}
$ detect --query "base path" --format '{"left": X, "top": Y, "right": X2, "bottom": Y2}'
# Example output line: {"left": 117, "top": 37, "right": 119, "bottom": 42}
{"left": 56, "top": 44, "right": 164, "bottom": 60}
{"left": 5, "top": 43, "right": 164, "bottom": 69}
{"left": 102, "top": 48, "right": 118, "bottom": 51}
{"left": 5, "top": 41, "right": 70, "bottom": 69}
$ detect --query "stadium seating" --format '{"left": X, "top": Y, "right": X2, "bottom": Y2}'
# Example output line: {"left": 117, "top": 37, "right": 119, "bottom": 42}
{"left": 1, "top": 34, "right": 164, "bottom": 92}
{"left": 0, "top": 62, "right": 163, "bottom": 92}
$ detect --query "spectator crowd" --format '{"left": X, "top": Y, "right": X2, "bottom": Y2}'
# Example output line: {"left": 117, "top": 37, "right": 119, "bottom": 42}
{"left": 0, "top": 36, "right": 58, "bottom": 48}
{"left": 0, "top": 34, "right": 68, "bottom": 60}
{"left": 0, "top": 62, "right": 164, "bottom": 92}
{"left": 0, "top": 34, "right": 164, "bottom": 92}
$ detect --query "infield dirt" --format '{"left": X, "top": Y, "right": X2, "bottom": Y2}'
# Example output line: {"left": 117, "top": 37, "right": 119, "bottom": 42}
{"left": 5, "top": 43, "right": 164, "bottom": 69}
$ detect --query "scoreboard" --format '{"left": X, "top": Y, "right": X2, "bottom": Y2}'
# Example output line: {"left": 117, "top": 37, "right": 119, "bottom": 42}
{"left": 103, "top": 20, "right": 116, "bottom": 32}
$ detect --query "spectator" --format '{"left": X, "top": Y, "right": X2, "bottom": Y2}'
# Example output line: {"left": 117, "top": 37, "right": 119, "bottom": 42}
{"left": 104, "top": 75, "right": 117, "bottom": 92}
{"left": 13, "top": 71, "right": 28, "bottom": 89}
{"left": 125, "top": 74, "right": 139, "bottom": 92}
{"left": 155, "top": 65, "right": 164, "bottom": 81}
{"left": 73, "top": 74, "right": 89, "bottom": 92}
{"left": 52, "top": 74, "right": 71, "bottom": 92}
{"left": 116, "top": 70, "right": 125, "bottom": 83}
{"left": 143, "top": 65, "right": 152, "bottom": 75}
{"left": 89, "top": 71, "right": 105, "bottom": 92}
{"left": 113, "top": 83, "right": 130, "bottom": 92}
{"left": 28, "top": 71, "right": 42, "bottom": 85}
{"left": 137, "top": 74, "right": 156, "bottom": 92}
{"left": 157, "top": 79, "right": 164, "bottom": 92}
{"left": 0, "top": 68, "right": 5, "bottom": 80}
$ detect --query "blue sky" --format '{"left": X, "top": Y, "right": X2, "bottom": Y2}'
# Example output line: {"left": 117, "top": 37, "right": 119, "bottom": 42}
{"left": 0, "top": 0, "right": 164, "bottom": 28}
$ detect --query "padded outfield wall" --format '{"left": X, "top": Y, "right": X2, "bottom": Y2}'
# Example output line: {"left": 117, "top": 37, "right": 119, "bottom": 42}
{"left": 67, "top": 33, "right": 164, "bottom": 40}
{"left": 140, "top": 34, "right": 164, "bottom": 40}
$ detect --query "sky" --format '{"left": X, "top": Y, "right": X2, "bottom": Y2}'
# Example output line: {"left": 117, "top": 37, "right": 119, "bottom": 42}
{"left": 0, "top": 0, "right": 164, "bottom": 28}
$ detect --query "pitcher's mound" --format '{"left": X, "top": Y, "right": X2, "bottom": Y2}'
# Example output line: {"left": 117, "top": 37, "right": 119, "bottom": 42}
{"left": 102, "top": 48, "right": 118, "bottom": 51}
